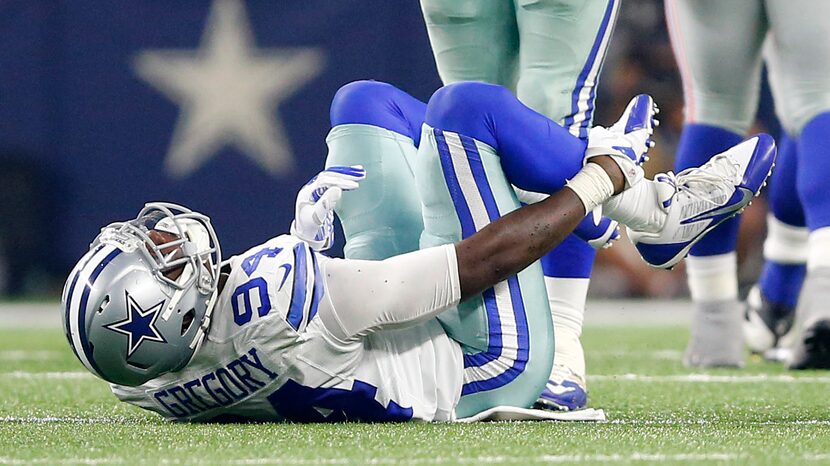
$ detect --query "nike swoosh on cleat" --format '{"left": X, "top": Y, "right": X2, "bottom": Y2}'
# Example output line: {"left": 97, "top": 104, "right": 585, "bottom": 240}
{"left": 545, "top": 385, "right": 577, "bottom": 396}
{"left": 680, "top": 188, "right": 753, "bottom": 225}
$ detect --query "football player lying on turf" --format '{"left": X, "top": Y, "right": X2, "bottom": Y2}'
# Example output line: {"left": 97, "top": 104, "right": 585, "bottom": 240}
{"left": 63, "top": 81, "right": 775, "bottom": 422}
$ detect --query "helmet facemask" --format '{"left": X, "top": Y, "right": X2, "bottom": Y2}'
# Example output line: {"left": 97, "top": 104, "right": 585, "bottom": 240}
{"left": 94, "top": 202, "right": 222, "bottom": 352}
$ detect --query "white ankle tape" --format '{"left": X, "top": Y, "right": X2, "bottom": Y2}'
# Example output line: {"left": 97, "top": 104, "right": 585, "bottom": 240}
{"left": 764, "top": 214, "right": 808, "bottom": 263}
{"left": 566, "top": 163, "right": 615, "bottom": 213}
{"left": 808, "top": 227, "right": 830, "bottom": 270}
{"left": 686, "top": 253, "right": 738, "bottom": 302}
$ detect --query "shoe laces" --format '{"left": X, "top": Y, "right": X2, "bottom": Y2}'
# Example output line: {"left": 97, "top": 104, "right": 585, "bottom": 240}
{"left": 663, "top": 154, "right": 740, "bottom": 207}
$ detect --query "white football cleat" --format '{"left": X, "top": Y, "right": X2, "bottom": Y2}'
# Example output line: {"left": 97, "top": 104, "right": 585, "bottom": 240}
{"left": 586, "top": 94, "right": 658, "bottom": 188}
{"left": 629, "top": 134, "right": 776, "bottom": 269}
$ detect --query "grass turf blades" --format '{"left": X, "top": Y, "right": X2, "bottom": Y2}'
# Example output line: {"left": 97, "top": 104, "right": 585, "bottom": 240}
{"left": 2, "top": 326, "right": 830, "bottom": 465}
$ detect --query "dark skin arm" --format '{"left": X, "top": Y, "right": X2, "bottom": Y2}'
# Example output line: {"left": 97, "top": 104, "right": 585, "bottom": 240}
{"left": 456, "top": 156, "right": 625, "bottom": 301}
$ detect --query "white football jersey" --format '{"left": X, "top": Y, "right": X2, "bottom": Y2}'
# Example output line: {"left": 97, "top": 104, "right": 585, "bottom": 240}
{"left": 111, "top": 235, "right": 463, "bottom": 422}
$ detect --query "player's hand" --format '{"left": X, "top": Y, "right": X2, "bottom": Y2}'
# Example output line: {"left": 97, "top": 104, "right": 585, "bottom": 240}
{"left": 290, "top": 165, "right": 366, "bottom": 251}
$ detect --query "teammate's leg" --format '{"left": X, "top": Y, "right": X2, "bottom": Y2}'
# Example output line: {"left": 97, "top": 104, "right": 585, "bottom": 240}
{"left": 764, "top": 0, "right": 830, "bottom": 369}
{"left": 744, "top": 134, "right": 806, "bottom": 357}
{"left": 665, "top": 0, "right": 767, "bottom": 367}
{"left": 419, "top": 0, "right": 519, "bottom": 88}
{"left": 324, "top": 80, "right": 427, "bottom": 260}
{"left": 513, "top": 0, "right": 620, "bottom": 409}
{"left": 514, "top": 0, "right": 619, "bottom": 137}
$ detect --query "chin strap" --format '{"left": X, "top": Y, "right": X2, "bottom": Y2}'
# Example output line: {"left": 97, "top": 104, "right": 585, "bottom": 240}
{"left": 190, "top": 288, "right": 218, "bottom": 350}
{"left": 161, "top": 264, "right": 194, "bottom": 321}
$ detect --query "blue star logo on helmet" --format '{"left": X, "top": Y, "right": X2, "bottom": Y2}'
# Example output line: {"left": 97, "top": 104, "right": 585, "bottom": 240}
{"left": 105, "top": 292, "right": 168, "bottom": 357}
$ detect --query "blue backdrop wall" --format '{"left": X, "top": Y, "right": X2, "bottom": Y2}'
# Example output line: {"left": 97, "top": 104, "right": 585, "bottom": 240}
{"left": 0, "top": 0, "right": 442, "bottom": 285}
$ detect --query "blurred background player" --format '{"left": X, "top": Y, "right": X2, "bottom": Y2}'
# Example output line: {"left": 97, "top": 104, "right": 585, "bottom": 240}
{"left": 665, "top": 0, "right": 830, "bottom": 368}
{"left": 420, "top": 0, "right": 622, "bottom": 411}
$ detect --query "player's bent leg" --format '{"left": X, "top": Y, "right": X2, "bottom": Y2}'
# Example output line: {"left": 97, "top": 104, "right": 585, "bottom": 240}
{"left": 414, "top": 124, "right": 553, "bottom": 418}
{"left": 326, "top": 81, "right": 427, "bottom": 260}
{"left": 416, "top": 84, "right": 656, "bottom": 415}
{"left": 418, "top": 80, "right": 591, "bottom": 351}
{"left": 424, "top": 81, "right": 587, "bottom": 194}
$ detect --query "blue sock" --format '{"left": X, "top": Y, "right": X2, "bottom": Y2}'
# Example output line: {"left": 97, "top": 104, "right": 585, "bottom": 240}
{"left": 767, "top": 133, "right": 805, "bottom": 227}
{"left": 759, "top": 133, "right": 806, "bottom": 307}
{"left": 759, "top": 262, "right": 805, "bottom": 308}
{"left": 797, "top": 111, "right": 830, "bottom": 231}
{"left": 541, "top": 235, "right": 595, "bottom": 279}
{"left": 675, "top": 124, "right": 744, "bottom": 256}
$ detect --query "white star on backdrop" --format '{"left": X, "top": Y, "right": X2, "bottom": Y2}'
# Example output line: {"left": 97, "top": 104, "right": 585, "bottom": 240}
{"left": 133, "top": 0, "right": 325, "bottom": 178}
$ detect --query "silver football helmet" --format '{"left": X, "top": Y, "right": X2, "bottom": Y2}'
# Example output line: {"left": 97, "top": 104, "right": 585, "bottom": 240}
{"left": 62, "top": 202, "right": 222, "bottom": 386}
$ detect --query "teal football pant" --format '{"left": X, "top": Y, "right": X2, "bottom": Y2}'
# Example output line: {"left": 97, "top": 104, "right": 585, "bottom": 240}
{"left": 325, "top": 81, "right": 567, "bottom": 417}
{"left": 420, "top": 0, "right": 620, "bottom": 138}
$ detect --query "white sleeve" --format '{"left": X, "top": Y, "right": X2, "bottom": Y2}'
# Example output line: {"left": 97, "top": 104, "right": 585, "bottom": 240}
{"left": 316, "top": 244, "right": 460, "bottom": 342}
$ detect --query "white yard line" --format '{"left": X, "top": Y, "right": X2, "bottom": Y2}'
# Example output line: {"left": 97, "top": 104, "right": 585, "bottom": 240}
{"left": 590, "top": 349, "right": 683, "bottom": 360}
{"left": 1, "top": 371, "right": 92, "bottom": 379}
{"left": 0, "top": 416, "right": 135, "bottom": 424}
{"left": 607, "top": 419, "right": 830, "bottom": 426}
{"left": 0, "top": 454, "right": 744, "bottom": 465}
{"left": 6, "top": 371, "right": 830, "bottom": 384}
{"left": 0, "top": 459, "right": 123, "bottom": 465}
{"left": 591, "top": 373, "right": 830, "bottom": 383}
{"left": 0, "top": 350, "right": 62, "bottom": 361}
{"left": 5, "top": 414, "right": 829, "bottom": 427}
{"left": 9, "top": 454, "right": 830, "bottom": 465}
{"left": 0, "top": 303, "right": 61, "bottom": 329}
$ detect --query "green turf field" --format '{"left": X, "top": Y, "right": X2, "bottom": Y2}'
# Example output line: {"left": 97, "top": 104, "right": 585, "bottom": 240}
{"left": 2, "top": 323, "right": 830, "bottom": 465}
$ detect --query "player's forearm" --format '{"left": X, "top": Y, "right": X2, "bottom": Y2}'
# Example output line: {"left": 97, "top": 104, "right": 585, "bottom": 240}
{"left": 455, "top": 188, "right": 586, "bottom": 301}
{"left": 455, "top": 157, "right": 625, "bottom": 301}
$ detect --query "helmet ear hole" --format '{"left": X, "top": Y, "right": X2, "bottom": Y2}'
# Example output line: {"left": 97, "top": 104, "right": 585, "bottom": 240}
{"left": 97, "top": 295, "right": 111, "bottom": 314}
{"left": 181, "top": 308, "right": 196, "bottom": 336}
